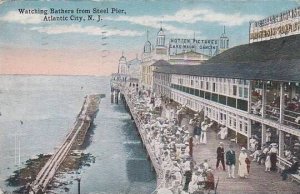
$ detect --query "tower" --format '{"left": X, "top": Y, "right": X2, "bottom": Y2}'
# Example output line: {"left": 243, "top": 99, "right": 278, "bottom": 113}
{"left": 144, "top": 30, "right": 152, "bottom": 54}
{"left": 155, "top": 24, "right": 168, "bottom": 57}
{"left": 118, "top": 51, "right": 127, "bottom": 74}
{"left": 156, "top": 27, "right": 165, "bottom": 47}
{"left": 219, "top": 26, "right": 229, "bottom": 53}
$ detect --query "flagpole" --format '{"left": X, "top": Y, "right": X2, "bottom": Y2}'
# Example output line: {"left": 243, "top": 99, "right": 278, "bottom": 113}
{"left": 14, "top": 134, "right": 17, "bottom": 165}
{"left": 18, "top": 132, "right": 21, "bottom": 166}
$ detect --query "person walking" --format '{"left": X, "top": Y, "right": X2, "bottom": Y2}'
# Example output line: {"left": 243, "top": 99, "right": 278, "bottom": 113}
{"left": 216, "top": 142, "right": 226, "bottom": 171}
{"left": 238, "top": 147, "right": 249, "bottom": 178}
{"left": 226, "top": 144, "right": 236, "bottom": 178}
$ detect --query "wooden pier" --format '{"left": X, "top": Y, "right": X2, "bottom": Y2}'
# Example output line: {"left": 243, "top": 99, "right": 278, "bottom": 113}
{"left": 30, "top": 94, "right": 101, "bottom": 193}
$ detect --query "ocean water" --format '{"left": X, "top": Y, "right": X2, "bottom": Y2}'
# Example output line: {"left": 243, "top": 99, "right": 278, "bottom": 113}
{"left": 0, "top": 75, "right": 156, "bottom": 194}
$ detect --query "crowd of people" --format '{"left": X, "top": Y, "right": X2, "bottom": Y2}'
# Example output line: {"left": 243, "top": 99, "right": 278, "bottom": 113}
{"left": 127, "top": 89, "right": 217, "bottom": 194}
{"left": 124, "top": 86, "right": 300, "bottom": 193}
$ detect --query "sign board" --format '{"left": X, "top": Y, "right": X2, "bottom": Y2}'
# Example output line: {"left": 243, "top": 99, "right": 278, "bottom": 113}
{"left": 168, "top": 38, "right": 219, "bottom": 56}
{"left": 249, "top": 7, "right": 300, "bottom": 43}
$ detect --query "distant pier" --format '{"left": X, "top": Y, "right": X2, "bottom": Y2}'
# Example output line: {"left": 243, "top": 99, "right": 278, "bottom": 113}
{"left": 30, "top": 94, "right": 101, "bottom": 193}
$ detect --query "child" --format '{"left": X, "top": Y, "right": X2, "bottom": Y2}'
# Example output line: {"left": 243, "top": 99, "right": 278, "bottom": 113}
{"left": 203, "top": 159, "right": 209, "bottom": 170}
{"left": 265, "top": 152, "right": 271, "bottom": 172}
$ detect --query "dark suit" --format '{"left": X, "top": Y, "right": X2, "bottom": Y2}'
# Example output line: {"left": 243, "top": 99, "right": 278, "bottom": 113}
{"left": 226, "top": 150, "right": 236, "bottom": 165}
{"left": 216, "top": 146, "right": 225, "bottom": 170}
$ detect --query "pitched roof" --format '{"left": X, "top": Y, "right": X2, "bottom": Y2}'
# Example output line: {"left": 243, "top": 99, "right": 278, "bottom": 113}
{"left": 154, "top": 34, "right": 300, "bottom": 82}
{"left": 151, "top": 59, "right": 172, "bottom": 67}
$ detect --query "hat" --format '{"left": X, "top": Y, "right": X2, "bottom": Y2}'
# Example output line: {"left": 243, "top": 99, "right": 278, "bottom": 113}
{"left": 241, "top": 147, "right": 246, "bottom": 151}
{"left": 219, "top": 142, "right": 224, "bottom": 145}
{"left": 271, "top": 143, "right": 278, "bottom": 147}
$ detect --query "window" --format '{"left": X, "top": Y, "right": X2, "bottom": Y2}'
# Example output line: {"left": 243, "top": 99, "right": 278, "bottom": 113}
{"left": 244, "top": 88, "right": 248, "bottom": 98}
{"left": 239, "top": 87, "right": 243, "bottom": 98}
{"left": 206, "top": 82, "right": 209, "bottom": 90}
{"left": 213, "top": 83, "right": 216, "bottom": 92}
{"left": 205, "top": 92, "right": 211, "bottom": 100}
{"left": 212, "top": 93, "right": 218, "bottom": 102}
{"left": 219, "top": 95, "right": 226, "bottom": 105}
{"left": 227, "top": 97, "right": 236, "bottom": 108}
{"left": 233, "top": 85, "right": 237, "bottom": 96}
{"left": 237, "top": 99, "right": 248, "bottom": 111}
{"left": 195, "top": 89, "right": 200, "bottom": 96}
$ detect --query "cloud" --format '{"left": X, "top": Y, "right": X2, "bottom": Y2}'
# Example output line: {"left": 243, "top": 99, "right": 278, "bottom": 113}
{"left": 0, "top": 11, "right": 43, "bottom": 24}
{"left": 163, "top": 8, "right": 262, "bottom": 26}
{"left": 107, "top": 7, "right": 262, "bottom": 35}
{"left": 30, "top": 24, "right": 144, "bottom": 37}
{"left": 108, "top": 15, "right": 197, "bottom": 36}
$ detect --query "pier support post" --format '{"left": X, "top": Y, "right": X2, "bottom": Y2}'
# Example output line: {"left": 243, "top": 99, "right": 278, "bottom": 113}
{"left": 76, "top": 178, "right": 81, "bottom": 194}
{"left": 115, "top": 91, "right": 119, "bottom": 104}
{"left": 111, "top": 93, "right": 114, "bottom": 104}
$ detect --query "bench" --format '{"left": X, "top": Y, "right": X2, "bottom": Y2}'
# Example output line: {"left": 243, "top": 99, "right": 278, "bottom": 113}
{"left": 277, "top": 158, "right": 300, "bottom": 183}
{"left": 277, "top": 157, "right": 292, "bottom": 173}
{"left": 290, "top": 173, "right": 300, "bottom": 184}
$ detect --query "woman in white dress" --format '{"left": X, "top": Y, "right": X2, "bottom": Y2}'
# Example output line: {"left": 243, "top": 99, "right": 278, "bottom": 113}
{"left": 238, "top": 147, "right": 249, "bottom": 178}
{"left": 219, "top": 125, "right": 228, "bottom": 140}
{"left": 200, "top": 123, "right": 207, "bottom": 144}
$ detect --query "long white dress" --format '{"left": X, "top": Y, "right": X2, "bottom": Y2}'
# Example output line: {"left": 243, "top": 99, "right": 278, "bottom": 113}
{"left": 238, "top": 152, "right": 248, "bottom": 177}
{"left": 200, "top": 125, "right": 207, "bottom": 144}
{"left": 219, "top": 126, "right": 228, "bottom": 140}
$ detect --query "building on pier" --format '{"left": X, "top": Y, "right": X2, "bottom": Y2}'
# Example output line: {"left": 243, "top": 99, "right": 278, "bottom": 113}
{"left": 153, "top": 33, "right": 300, "bottom": 165}
{"left": 141, "top": 27, "right": 230, "bottom": 93}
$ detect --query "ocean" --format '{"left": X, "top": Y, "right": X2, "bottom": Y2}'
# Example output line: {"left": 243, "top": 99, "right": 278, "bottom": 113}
{"left": 0, "top": 75, "right": 156, "bottom": 194}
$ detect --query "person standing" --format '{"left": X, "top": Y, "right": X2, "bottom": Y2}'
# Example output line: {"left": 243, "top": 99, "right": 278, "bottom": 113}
{"left": 238, "top": 147, "right": 249, "bottom": 178}
{"left": 269, "top": 143, "right": 278, "bottom": 171}
{"left": 265, "top": 153, "right": 271, "bottom": 172}
{"left": 200, "top": 122, "right": 207, "bottom": 144}
{"left": 189, "top": 136, "right": 193, "bottom": 158}
{"left": 216, "top": 142, "right": 226, "bottom": 171}
{"left": 226, "top": 144, "right": 236, "bottom": 178}
{"left": 205, "top": 167, "right": 215, "bottom": 190}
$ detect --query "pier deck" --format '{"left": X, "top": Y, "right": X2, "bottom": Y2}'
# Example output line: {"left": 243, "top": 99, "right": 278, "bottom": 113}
{"left": 30, "top": 94, "right": 101, "bottom": 193}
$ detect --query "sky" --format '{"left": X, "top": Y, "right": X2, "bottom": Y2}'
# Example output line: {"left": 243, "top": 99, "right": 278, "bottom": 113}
{"left": 0, "top": 0, "right": 299, "bottom": 76}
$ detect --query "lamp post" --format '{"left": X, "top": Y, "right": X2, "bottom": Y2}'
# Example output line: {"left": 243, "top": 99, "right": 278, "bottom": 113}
{"left": 75, "top": 178, "right": 81, "bottom": 194}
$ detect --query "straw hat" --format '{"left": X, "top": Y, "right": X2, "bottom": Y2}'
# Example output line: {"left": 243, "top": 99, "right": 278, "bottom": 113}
{"left": 241, "top": 147, "right": 246, "bottom": 151}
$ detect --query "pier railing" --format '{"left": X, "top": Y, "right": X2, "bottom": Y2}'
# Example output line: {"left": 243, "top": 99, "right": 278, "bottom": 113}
{"left": 123, "top": 91, "right": 164, "bottom": 186}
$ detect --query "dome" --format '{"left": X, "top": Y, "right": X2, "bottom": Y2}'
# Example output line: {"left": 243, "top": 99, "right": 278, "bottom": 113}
{"left": 119, "top": 55, "right": 126, "bottom": 62}
{"left": 220, "top": 32, "right": 228, "bottom": 39}
{"left": 157, "top": 27, "right": 164, "bottom": 36}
